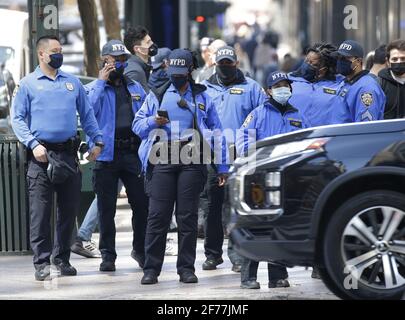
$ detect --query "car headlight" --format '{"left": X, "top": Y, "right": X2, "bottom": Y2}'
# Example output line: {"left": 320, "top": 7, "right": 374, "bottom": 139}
{"left": 231, "top": 138, "right": 330, "bottom": 216}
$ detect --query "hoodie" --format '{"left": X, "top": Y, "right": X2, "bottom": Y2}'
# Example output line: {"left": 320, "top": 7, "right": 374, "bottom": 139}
{"left": 378, "top": 68, "right": 405, "bottom": 119}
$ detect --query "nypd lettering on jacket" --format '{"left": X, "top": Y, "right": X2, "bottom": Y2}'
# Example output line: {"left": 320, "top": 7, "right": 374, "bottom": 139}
{"left": 84, "top": 78, "right": 146, "bottom": 161}
{"left": 132, "top": 84, "right": 229, "bottom": 174}
{"left": 202, "top": 72, "right": 267, "bottom": 134}
{"left": 236, "top": 100, "right": 309, "bottom": 156}
{"left": 11, "top": 66, "right": 102, "bottom": 150}
{"left": 288, "top": 74, "right": 344, "bottom": 127}
{"left": 329, "top": 71, "right": 386, "bottom": 124}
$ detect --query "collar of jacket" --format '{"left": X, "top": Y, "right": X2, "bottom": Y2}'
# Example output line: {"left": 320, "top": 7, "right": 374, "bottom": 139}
{"left": 378, "top": 67, "right": 405, "bottom": 85}
{"left": 130, "top": 54, "right": 153, "bottom": 73}
{"left": 150, "top": 80, "right": 207, "bottom": 105}
{"left": 207, "top": 68, "right": 246, "bottom": 87}
{"left": 345, "top": 70, "right": 369, "bottom": 85}
{"left": 267, "top": 97, "right": 298, "bottom": 115}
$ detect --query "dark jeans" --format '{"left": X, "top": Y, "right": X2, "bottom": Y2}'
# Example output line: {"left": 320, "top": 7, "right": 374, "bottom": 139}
{"left": 241, "top": 258, "right": 289, "bottom": 283}
{"left": 93, "top": 150, "right": 148, "bottom": 262}
{"left": 144, "top": 164, "right": 207, "bottom": 276}
{"left": 201, "top": 165, "right": 224, "bottom": 260}
{"left": 27, "top": 152, "right": 81, "bottom": 269}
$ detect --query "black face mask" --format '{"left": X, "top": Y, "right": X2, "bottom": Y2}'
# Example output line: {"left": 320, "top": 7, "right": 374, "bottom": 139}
{"left": 170, "top": 75, "right": 188, "bottom": 90}
{"left": 148, "top": 43, "right": 158, "bottom": 57}
{"left": 216, "top": 65, "right": 237, "bottom": 84}
{"left": 48, "top": 53, "right": 63, "bottom": 69}
{"left": 390, "top": 62, "right": 405, "bottom": 76}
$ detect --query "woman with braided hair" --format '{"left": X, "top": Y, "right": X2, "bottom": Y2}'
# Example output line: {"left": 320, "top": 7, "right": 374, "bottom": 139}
{"left": 288, "top": 43, "right": 345, "bottom": 127}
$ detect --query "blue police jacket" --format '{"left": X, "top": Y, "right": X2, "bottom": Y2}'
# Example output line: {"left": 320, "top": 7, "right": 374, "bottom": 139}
{"left": 11, "top": 66, "right": 102, "bottom": 150}
{"left": 289, "top": 74, "right": 345, "bottom": 127}
{"left": 84, "top": 77, "right": 146, "bottom": 161}
{"left": 330, "top": 70, "right": 386, "bottom": 124}
{"left": 203, "top": 70, "right": 267, "bottom": 134}
{"left": 132, "top": 82, "right": 229, "bottom": 174}
{"left": 236, "top": 98, "right": 309, "bottom": 156}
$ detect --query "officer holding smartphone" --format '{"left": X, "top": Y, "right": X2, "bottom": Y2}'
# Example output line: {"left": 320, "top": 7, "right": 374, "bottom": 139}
{"left": 133, "top": 49, "right": 229, "bottom": 285}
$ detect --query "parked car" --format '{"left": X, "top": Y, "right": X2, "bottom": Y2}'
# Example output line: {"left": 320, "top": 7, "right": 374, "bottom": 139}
{"left": 228, "top": 120, "right": 405, "bottom": 300}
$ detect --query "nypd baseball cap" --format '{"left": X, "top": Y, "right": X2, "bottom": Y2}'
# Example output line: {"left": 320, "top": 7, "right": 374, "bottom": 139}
{"left": 151, "top": 47, "right": 172, "bottom": 70}
{"left": 267, "top": 71, "right": 292, "bottom": 88}
{"left": 334, "top": 40, "right": 364, "bottom": 58}
{"left": 102, "top": 40, "right": 131, "bottom": 58}
{"left": 167, "top": 49, "right": 193, "bottom": 76}
{"left": 215, "top": 46, "right": 237, "bottom": 63}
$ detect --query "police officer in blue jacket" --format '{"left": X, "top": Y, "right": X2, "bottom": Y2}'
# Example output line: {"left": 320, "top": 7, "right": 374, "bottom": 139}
{"left": 289, "top": 43, "right": 344, "bottom": 127}
{"left": 11, "top": 35, "right": 103, "bottom": 281}
{"left": 236, "top": 71, "right": 308, "bottom": 289}
{"left": 133, "top": 49, "right": 229, "bottom": 285}
{"left": 85, "top": 40, "right": 149, "bottom": 272}
{"left": 201, "top": 46, "right": 267, "bottom": 273}
{"left": 330, "top": 40, "right": 386, "bottom": 123}
{"left": 148, "top": 47, "right": 172, "bottom": 90}
{"left": 237, "top": 71, "right": 309, "bottom": 155}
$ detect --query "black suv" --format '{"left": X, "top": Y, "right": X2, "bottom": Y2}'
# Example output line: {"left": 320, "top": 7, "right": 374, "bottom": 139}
{"left": 228, "top": 120, "right": 405, "bottom": 300}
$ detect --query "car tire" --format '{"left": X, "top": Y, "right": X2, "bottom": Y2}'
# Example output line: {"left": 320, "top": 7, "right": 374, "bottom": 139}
{"left": 323, "top": 190, "right": 405, "bottom": 300}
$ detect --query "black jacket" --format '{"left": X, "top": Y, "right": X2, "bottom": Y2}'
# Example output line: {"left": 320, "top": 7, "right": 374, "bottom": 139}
{"left": 125, "top": 55, "right": 153, "bottom": 93}
{"left": 378, "top": 68, "right": 405, "bottom": 119}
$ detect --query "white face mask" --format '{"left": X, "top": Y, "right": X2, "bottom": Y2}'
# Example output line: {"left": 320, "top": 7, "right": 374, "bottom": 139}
{"left": 272, "top": 87, "right": 292, "bottom": 105}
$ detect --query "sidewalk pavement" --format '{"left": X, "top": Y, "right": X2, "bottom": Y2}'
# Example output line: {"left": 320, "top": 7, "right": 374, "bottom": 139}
{"left": 0, "top": 199, "right": 337, "bottom": 300}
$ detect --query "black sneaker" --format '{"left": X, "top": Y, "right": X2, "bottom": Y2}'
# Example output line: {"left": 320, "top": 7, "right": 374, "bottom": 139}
{"left": 202, "top": 257, "right": 224, "bottom": 270}
{"left": 34, "top": 265, "right": 51, "bottom": 281}
{"left": 268, "top": 279, "right": 290, "bottom": 288}
{"left": 179, "top": 272, "right": 198, "bottom": 283}
{"left": 141, "top": 273, "right": 158, "bottom": 285}
{"left": 130, "top": 250, "right": 145, "bottom": 269}
{"left": 240, "top": 280, "right": 260, "bottom": 289}
{"left": 100, "top": 261, "right": 116, "bottom": 272}
{"left": 54, "top": 262, "right": 77, "bottom": 276}
{"left": 311, "top": 267, "right": 321, "bottom": 279}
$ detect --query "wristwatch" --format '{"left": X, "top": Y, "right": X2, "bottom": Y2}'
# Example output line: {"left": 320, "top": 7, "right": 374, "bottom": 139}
{"left": 95, "top": 141, "right": 105, "bottom": 149}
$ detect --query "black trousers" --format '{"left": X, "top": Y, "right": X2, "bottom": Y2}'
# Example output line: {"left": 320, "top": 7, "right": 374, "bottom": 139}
{"left": 144, "top": 164, "right": 207, "bottom": 276}
{"left": 241, "top": 258, "right": 289, "bottom": 283}
{"left": 27, "top": 152, "right": 81, "bottom": 269}
{"left": 200, "top": 165, "right": 225, "bottom": 260}
{"left": 93, "top": 149, "right": 148, "bottom": 262}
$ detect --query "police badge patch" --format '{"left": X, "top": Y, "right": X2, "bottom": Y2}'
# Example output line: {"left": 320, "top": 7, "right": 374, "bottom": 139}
{"left": 361, "top": 93, "right": 373, "bottom": 107}
{"left": 65, "top": 82, "right": 74, "bottom": 91}
{"left": 242, "top": 113, "right": 254, "bottom": 128}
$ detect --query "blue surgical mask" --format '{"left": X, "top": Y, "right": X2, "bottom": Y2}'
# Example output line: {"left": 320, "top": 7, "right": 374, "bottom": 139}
{"left": 272, "top": 87, "right": 292, "bottom": 105}
{"left": 115, "top": 61, "right": 128, "bottom": 70}
{"left": 48, "top": 53, "right": 63, "bottom": 69}
{"left": 300, "top": 62, "right": 317, "bottom": 82}
{"left": 336, "top": 59, "right": 353, "bottom": 76}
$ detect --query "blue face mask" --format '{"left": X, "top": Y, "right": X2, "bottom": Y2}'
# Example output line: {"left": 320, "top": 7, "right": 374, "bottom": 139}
{"left": 170, "top": 75, "right": 188, "bottom": 90}
{"left": 115, "top": 61, "right": 128, "bottom": 70}
{"left": 48, "top": 53, "right": 63, "bottom": 69}
{"left": 336, "top": 59, "right": 353, "bottom": 76}
{"left": 272, "top": 86, "right": 292, "bottom": 105}
{"left": 300, "top": 62, "right": 317, "bottom": 82}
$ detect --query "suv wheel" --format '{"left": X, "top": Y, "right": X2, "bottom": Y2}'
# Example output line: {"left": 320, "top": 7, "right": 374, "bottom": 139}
{"left": 322, "top": 190, "right": 405, "bottom": 300}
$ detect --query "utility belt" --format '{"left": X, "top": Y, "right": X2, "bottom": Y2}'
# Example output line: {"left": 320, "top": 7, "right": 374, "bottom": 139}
{"left": 38, "top": 136, "right": 81, "bottom": 154}
{"left": 114, "top": 136, "right": 141, "bottom": 151}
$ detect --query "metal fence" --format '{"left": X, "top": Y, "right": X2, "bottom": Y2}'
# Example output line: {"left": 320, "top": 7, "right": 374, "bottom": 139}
{"left": 0, "top": 134, "right": 30, "bottom": 255}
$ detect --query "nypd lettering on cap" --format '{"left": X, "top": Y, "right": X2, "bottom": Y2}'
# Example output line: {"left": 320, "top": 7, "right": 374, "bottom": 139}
{"left": 217, "top": 48, "right": 235, "bottom": 57}
{"left": 111, "top": 44, "right": 126, "bottom": 52}
{"left": 272, "top": 72, "right": 287, "bottom": 81}
{"left": 339, "top": 43, "right": 353, "bottom": 51}
{"left": 170, "top": 59, "right": 187, "bottom": 66}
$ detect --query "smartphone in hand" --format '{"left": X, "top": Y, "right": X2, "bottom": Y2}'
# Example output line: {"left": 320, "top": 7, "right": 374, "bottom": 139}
{"left": 157, "top": 109, "right": 170, "bottom": 121}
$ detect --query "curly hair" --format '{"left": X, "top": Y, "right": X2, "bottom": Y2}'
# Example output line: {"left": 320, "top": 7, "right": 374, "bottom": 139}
{"left": 307, "top": 43, "right": 338, "bottom": 77}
